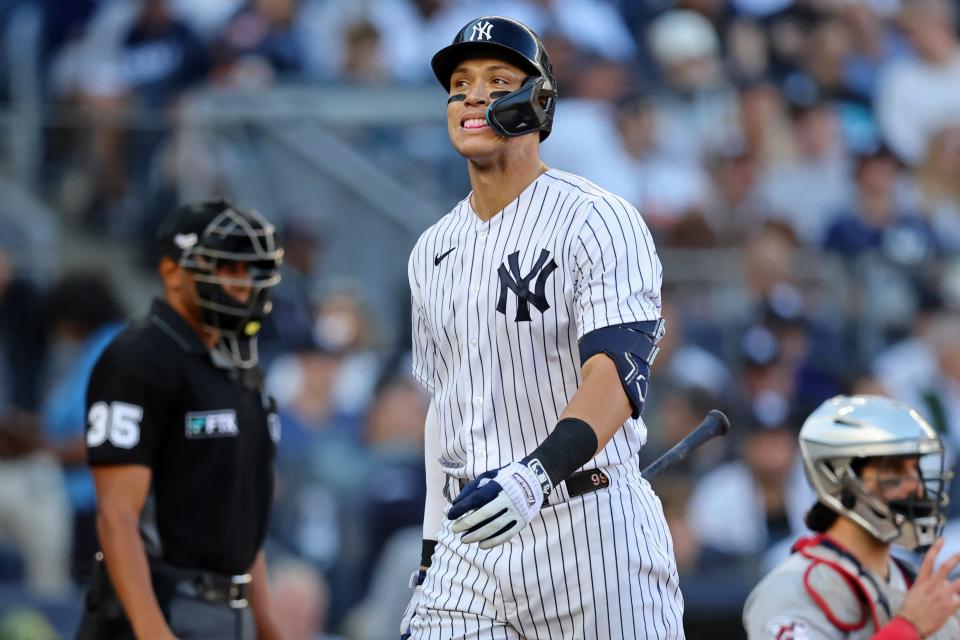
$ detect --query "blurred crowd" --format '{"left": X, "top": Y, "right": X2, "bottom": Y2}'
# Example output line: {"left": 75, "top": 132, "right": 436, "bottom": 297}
{"left": 1, "top": 0, "right": 960, "bottom": 637}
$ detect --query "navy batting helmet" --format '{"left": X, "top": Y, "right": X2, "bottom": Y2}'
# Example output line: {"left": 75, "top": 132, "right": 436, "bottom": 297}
{"left": 431, "top": 16, "right": 557, "bottom": 141}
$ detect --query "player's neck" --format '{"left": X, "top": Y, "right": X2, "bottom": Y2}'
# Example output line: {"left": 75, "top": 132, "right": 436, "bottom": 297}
{"left": 826, "top": 518, "right": 891, "bottom": 579}
{"left": 467, "top": 151, "right": 548, "bottom": 221}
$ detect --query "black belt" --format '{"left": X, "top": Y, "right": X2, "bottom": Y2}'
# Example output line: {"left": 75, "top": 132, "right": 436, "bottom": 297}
{"left": 149, "top": 560, "right": 251, "bottom": 609}
{"left": 453, "top": 468, "right": 610, "bottom": 506}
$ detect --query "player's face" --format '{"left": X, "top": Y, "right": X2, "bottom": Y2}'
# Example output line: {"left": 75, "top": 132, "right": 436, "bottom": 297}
{"left": 861, "top": 456, "right": 925, "bottom": 502}
{"left": 446, "top": 58, "right": 527, "bottom": 158}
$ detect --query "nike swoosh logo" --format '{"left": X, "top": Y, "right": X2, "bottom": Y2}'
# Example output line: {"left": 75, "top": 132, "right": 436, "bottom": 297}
{"left": 434, "top": 247, "right": 455, "bottom": 266}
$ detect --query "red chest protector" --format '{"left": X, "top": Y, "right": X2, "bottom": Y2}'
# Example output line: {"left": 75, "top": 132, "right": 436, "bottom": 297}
{"left": 791, "top": 534, "right": 916, "bottom": 634}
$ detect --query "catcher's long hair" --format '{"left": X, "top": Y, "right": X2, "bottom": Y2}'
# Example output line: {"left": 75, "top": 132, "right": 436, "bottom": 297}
{"left": 804, "top": 501, "right": 839, "bottom": 532}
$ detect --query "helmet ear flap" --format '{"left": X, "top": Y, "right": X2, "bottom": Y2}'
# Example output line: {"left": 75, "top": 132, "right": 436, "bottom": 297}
{"left": 486, "top": 76, "right": 555, "bottom": 138}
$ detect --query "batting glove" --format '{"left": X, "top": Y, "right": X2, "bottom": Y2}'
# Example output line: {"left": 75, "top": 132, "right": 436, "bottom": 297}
{"left": 399, "top": 569, "right": 425, "bottom": 640}
{"left": 447, "top": 459, "right": 551, "bottom": 549}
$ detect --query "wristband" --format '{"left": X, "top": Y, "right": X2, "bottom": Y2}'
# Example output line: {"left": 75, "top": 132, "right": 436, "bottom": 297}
{"left": 420, "top": 539, "right": 437, "bottom": 569}
{"left": 524, "top": 417, "right": 599, "bottom": 487}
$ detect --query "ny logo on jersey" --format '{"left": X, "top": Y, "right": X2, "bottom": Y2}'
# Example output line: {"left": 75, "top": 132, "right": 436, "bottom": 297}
{"left": 470, "top": 20, "right": 494, "bottom": 41}
{"left": 496, "top": 249, "right": 558, "bottom": 322}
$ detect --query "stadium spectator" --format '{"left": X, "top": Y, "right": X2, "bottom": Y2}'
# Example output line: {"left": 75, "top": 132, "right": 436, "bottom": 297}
{"left": 0, "top": 248, "right": 46, "bottom": 412}
{"left": 701, "top": 143, "right": 768, "bottom": 246}
{"left": 895, "top": 311, "right": 960, "bottom": 452}
{"left": 312, "top": 288, "right": 382, "bottom": 419}
{"left": 40, "top": 272, "right": 125, "bottom": 582}
{"left": 265, "top": 340, "right": 353, "bottom": 567}
{"left": 270, "top": 559, "right": 339, "bottom": 640}
{"left": 613, "top": 93, "right": 711, "bottom": 233}
{"left": 540, "top": 54, "right": 637, "bottom": 197}
{"left": 0, "top": 249, "right": 70, "bottom": 595}
{"left": 49, "top": 0, "right": 206, "bottom": 228}
{"left": 758, "top": 98, "right": 853, "bottom": 245}
{"left": 298, "top": 0, "right": 438, "bottom": 83}
{"left": 652, "top": 292, "right": 732, "bottom": 398}
{"left": 687, "top": 415, "right": 798, "bottom": 579}
{"left": 832, "top": 0, "right": 906, "bottom": 107}
{"left": 647, "top": 9, "right": 739, "bottom": 162}
{"left": 734, "top": 79, "right": 794, "bottom": 169}
{"left": 260, "top": 217, "right": 325, "bottom": 364}
{"left": 823, "top": 143, "right": 939, "bottom": 264}
{"left": 211, "top": 0, "right": 305, "bottom": 87}
{"left": 872, "top": 284, "right": 946, "bottom": 405}
{"left": 0, "top": 410, "right": 71, "bottom": 595}
{"left": 875, "top": 0, "right": 960, "bottom": 164}
{"left": 913, "top": 124, "right": 960, "bottom": 252}
{"left": 354, "top": 373, "right": 427, "bottom": 584}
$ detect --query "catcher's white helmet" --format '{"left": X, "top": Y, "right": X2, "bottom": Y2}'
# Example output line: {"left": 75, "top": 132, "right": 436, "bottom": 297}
{"left": 800, "top": 395, "right": 951, "bottom": 550}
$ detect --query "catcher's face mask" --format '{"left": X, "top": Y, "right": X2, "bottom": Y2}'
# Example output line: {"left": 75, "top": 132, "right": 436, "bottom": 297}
{"left": 178, "top": 207, "right": 283, "bottom": 368}
{"left": 800, "top": 394, "right": 952, "bottom": 551}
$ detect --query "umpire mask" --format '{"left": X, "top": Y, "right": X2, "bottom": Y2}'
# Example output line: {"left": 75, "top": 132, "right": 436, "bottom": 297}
{"left": 161, "top": 200, "right": 283, "bottom": 368}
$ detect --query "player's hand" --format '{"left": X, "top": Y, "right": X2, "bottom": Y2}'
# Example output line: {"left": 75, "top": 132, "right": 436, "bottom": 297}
{"left": 897, "top": 538, "right": 960, "bottom": 636}
{"left": 400, "top": 569, "right": 425, "bottom": 639}
{"left": 447, "top": 461, "right": 545, "bottom": 549}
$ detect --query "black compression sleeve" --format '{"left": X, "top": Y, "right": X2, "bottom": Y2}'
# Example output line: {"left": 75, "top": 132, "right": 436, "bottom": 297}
{"left": 420, "top": 539, "right": 437, "bottom": 568}
{"left": 526, "top": 417, "right": 599, "bottom": 486}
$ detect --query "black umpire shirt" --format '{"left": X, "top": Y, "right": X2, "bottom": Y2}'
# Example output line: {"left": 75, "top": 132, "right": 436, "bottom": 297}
{"left": 86, "top": 299, "right": 278, "bottom": 576}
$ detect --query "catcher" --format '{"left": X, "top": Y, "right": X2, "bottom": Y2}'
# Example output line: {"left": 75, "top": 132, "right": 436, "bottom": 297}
{"left": 743, "top": 395, "right": 960, "bottom": 639}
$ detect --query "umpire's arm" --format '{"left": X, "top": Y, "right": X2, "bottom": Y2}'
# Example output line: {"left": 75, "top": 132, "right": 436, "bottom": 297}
{"left": 247, "top": 550, "right": 282, "bottom": 640}
{"left": 93, "top": 464, "right": 175, "bottom": 640}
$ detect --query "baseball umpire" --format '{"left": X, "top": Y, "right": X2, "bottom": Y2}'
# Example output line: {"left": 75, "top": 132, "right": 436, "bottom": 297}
{"left": 743, "top": 395, "right": 960, "bottom": 639}
{"left": 76, "top": 200, "right": 284, "bottom": 640}
{"left": 402, "top": 16, "right": 683, "bottom": 639}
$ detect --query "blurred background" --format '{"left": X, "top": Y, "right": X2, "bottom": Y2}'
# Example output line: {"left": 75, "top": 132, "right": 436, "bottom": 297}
{"left": 0, "top": 0, "right": 958, "bottom": 637}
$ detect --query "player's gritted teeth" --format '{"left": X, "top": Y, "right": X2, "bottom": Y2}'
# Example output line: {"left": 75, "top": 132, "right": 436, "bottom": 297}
{"left": 462, "top": 118, "right": 488, "bottom": 130}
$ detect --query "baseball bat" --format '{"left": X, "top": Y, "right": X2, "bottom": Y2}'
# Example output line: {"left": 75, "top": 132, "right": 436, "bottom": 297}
{"left": 641, "top": 409, "right": 731, "bottom": 479}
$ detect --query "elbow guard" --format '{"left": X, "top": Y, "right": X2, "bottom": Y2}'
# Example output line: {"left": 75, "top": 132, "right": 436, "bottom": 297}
{"left": 578, "top": 319, "right": 665, "bottom": 419}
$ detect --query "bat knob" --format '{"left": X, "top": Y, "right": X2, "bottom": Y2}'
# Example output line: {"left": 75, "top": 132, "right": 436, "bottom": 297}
{"left": 708, "top": 409, "right": 731, "bottom": 436}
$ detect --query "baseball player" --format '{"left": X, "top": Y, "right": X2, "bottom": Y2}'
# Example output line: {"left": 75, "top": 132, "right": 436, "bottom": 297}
{"left": 743, "top": 395, "right": 960, "bottom": 639}
{"left": 401, "top": 16, "right": 683, "bottom": 639}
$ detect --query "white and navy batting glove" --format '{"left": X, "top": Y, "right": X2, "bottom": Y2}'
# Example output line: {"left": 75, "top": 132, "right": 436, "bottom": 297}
{"left": 400, "top": 569, "right": 425, "bottom": 639}
{"left": 447, "top": 459, "right": 552, "bottom": 549}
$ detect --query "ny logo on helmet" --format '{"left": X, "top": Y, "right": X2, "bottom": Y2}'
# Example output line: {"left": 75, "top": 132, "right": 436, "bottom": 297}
{"left": 470, "top": 20, "right": 494, "bottom": 41}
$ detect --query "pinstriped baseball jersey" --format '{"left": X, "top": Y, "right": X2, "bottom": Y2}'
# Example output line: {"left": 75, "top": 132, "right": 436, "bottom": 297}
{"left": 408, "top": 168, "right": 663, "bottom": 481}
{"left": 408, "top": 168, "right": 683, "bottom": 639}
